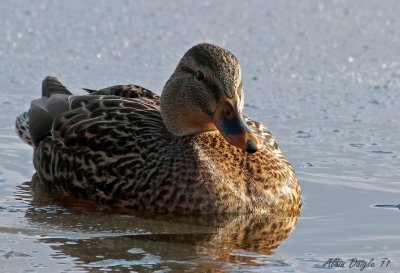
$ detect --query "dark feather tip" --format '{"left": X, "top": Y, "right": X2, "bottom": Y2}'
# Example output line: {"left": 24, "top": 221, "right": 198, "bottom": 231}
{"left": 82, "top": 88, "right": 97, "bottom": 93}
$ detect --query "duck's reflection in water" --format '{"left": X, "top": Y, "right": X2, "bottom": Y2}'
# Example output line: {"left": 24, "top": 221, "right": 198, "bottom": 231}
{"left": 19, "top": 175, "right": 300, "bottom": 272}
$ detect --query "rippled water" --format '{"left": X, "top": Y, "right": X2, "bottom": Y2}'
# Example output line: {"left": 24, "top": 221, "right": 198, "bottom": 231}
{"left": 1, "top": 1, "right": 400, "bottom": 272}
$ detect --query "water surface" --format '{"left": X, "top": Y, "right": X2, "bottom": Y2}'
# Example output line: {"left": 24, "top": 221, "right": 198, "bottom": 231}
{"left": 1, "top": 1, "right": 399, "bottom": 272}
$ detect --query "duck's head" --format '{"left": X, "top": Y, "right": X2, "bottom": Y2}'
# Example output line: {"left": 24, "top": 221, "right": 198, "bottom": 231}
{"left": 161, "top": 43, "right": 261, "bottom": 153}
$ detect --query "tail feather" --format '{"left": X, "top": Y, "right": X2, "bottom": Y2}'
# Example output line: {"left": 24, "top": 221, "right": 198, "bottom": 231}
{"left": 82, "top": 88, "right": 97, "bottom": 93}
{"left": 41, "top": 76, "right": 72, "bottom": 97}
{"left": 16, "top": 76, "right": 72, "bottom": 145}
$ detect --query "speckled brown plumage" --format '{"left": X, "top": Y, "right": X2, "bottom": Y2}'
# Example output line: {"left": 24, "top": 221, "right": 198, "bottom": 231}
{"left": 15, "top": 43, "right": 301, "bottom": 215}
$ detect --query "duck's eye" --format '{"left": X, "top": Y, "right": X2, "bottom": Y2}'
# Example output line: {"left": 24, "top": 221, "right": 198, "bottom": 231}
{"left": 195, "top": 71, "right": 204, "bottom": 81}
{"left": 224, "top": 105, "right": 234, "bottom": 120}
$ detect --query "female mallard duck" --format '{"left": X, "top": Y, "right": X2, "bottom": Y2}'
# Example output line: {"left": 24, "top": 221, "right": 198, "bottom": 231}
{"left": 16, "top": 43, "right": 301, "bottom": 214}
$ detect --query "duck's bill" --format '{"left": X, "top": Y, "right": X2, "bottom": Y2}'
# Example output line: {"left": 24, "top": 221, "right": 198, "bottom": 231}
{"left": 213, "top": 99, "right": 261, "bottom": 153}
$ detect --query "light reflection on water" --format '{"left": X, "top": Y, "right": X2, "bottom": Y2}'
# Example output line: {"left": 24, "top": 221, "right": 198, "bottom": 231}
{"left": 1, "top": 179, "right": 300, "bottom": 272}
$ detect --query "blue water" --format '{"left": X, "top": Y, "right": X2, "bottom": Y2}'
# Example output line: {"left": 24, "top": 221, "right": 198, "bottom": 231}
{"left": 1, "top": 1, "right": 399, "bottom": 272}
